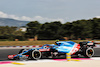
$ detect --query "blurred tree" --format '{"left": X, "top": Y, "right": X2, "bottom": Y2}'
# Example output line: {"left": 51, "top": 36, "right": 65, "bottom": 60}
{"left": 71, "top": 19, "right": 93, "bottom": 39}
{"left": 0, "top": 17, "right": 100, "bottom": 41}
{"left": 0, "top": 26, "right": 17, "bottom": 40}
{"left": 38, "top": 21, "right": 63, "bottom": 39}
{"left": 92, "top": 18, "right": 100, "bottom": 39}
{"left": 62, "top": 22, "right": 73, "bottom": 39}
{"left": 26, "top": 21, "right": 41, "bottom": 38}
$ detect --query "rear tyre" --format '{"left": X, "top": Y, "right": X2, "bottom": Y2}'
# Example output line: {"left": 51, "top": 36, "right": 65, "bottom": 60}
{"left": 83, "top": 47, "right": 94, "bottom": 58}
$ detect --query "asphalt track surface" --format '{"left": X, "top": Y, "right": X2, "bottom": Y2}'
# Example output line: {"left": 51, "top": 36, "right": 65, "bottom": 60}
{"left": 0, "top": 48, "right": 100, "bottom": 60}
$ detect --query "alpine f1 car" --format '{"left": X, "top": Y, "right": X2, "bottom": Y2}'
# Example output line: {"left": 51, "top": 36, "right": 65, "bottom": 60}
{"left": 8, "top": 41, "right": 95, "bottom": 60}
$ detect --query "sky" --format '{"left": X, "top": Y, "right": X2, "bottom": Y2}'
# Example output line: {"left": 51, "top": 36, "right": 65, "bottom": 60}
{"left": 0, "top": 0, "right": 100, "bottom": 23}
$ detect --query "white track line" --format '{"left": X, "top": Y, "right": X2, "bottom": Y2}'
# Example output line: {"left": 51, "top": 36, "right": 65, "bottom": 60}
{"left": 12, "top": 59, "right": 58, "bottom": 63}
{"left": 91, "top": 57, "right": 100, "bottom": 60}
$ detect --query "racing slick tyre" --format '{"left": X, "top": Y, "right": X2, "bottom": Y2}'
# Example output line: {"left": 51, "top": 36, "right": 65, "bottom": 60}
{"left": 83, "top": 47, "right": 94, "bottom": 58}
{"left": 18, "top": 49, "right": 28, "bottom": 54}
{"left": 18, "top": 49, "right": 24, "bottom": 54}
{"left": 31, "top": 50, "right": 42, "bottom": 60}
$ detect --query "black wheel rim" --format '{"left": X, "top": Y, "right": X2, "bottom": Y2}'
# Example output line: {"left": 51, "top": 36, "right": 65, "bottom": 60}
{"left": 87, "top": 49, "right": 93, "bottom": 56}
{"left": 34, "top": 51, "right": 40, "bottom": 58}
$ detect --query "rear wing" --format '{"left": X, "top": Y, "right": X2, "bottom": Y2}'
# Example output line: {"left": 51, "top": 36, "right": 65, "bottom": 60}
{"left": 79, "top": 41, "right": 95, "bottom": 47}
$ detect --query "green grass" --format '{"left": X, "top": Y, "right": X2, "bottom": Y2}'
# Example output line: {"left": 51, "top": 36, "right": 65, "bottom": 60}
{"left": 0, "top": 40, "right": 98, "bottom": 46}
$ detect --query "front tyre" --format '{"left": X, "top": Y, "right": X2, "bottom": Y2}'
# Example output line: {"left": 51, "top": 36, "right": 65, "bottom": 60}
{"left": 18, "top": 49, "right": 28, "bottom": 54}
{"left": 31, "top": 50, "right": 42, "bottom": 60}
{"left": 83, "top": 47, "right": 94, "bottom": 58}
{"left": 18, "top": 49, "right": 24, "bottom": 54}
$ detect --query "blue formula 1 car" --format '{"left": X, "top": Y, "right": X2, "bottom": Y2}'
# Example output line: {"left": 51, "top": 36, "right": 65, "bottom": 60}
{"left": 8, "top": 41, "right": 95, "bottom": 60}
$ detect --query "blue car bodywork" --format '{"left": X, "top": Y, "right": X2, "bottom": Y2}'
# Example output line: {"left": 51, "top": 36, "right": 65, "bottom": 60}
{"left": 42, "top": 41, "right": 78, "bottom": 53}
